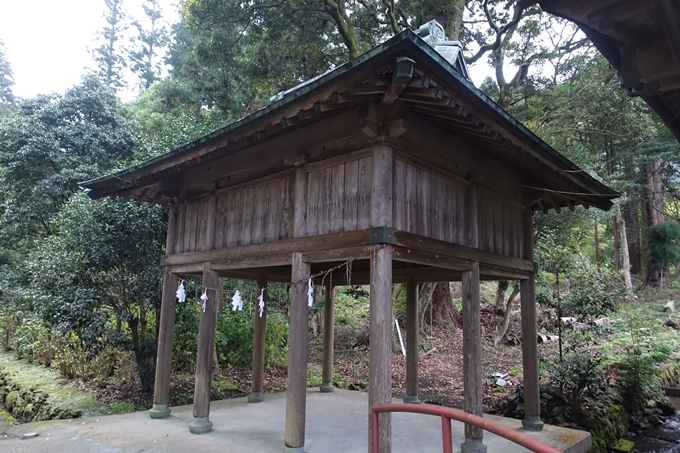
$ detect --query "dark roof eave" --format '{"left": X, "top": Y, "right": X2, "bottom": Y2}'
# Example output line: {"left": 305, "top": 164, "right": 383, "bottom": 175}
{"left": 83, "top": 28, "right": 618, "bottom": 209}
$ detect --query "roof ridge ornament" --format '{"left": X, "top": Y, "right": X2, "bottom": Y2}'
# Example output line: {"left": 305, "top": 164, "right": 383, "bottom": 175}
{"left": 416, "top": 20, "right": 471, "bottom": 82}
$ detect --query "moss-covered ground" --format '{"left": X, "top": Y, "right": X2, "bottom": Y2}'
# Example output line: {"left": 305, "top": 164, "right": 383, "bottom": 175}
{"left": 0, "top": 352, "right": 134, "bottom": 417}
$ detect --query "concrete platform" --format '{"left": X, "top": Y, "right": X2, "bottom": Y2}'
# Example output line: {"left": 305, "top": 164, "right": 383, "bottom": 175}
{"left": 0, "top": 388, "right": 590, "bottom": 453}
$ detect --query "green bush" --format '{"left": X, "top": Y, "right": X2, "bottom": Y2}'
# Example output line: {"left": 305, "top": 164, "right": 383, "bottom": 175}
{"left": 215, "top": 308, "right": 289, "bottom": 368}
{"left": 548, "top": 331, "right": 605, "bottom": 416}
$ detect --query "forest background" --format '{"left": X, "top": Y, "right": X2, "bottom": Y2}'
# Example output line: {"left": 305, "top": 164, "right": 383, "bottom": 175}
{"left": 1, "top": 1, "right": 680, "bottom": 449}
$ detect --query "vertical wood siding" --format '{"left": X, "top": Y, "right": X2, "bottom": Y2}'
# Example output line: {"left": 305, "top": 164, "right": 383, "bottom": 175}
{"left": 393, "top": 159, "right": 469, "bottom": 246}
{"left": 304, "top": 156, "right": 373, "bottom": 236}
{"left": 175, "top": 177, "right": 294, "bottom": 253}
{"left": 478, "top": 188, "right": 525, "bottom": 259}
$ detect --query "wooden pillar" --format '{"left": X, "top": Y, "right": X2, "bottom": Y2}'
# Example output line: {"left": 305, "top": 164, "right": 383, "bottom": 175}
{"left": 150, "top": 204, "right": 179, "bottom": 419}
{"left": 368, "top": 141, "right": 394, "bottom": 451}
{"left": 189, "top": 265, "right": 219, "bottom": 434}
{"left": 462, "top": 262, "right": 486, "bottom": 453}
{"left": 249, "top": 276, "right": 268, "bottom": 403}
{"left": 369, "top": 245, "right": 393, "bottom": 453}
{"left": 320, "top": 282, "right": 335, "bottom": 393}
{"left": 521, "top": 208, "right": 543, "bottom": 431}
{"left": 284, "top": 252, "right": 311, "bottom": 451}
{"left": 404, "top": 278, "right": 419, "bottom": 403}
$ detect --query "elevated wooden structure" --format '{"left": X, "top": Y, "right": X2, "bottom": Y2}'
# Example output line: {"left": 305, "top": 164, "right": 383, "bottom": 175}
{"left": 83, "top": 22, "right": 616, "bottom": 453}
{"left": 533, "top": 0, "right": 680, "bottom": 141}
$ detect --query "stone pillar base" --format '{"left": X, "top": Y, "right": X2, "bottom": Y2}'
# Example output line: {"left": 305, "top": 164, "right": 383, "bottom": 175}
{"left": 319, "top": 381, "right": 334, "bottom": 393}
{"left": 149, "top": 404, "right": 171, "bottom": 419}
{"left": 248, "top": 391, "right": 264, "bottom": 403}
{"left": 283, "top": 446, "right": 306, "bottom": 453}
{"left": 188, "top": 416, "right": 213, "bottom": 434}
{"left": 461, "top": 438, "right": 487, "bottom": 453}
{"left": 522, "top": 415, "right": 544, "bottom": 432}
{"left": 403, "top": 395, "right": 420, "bottom": 404}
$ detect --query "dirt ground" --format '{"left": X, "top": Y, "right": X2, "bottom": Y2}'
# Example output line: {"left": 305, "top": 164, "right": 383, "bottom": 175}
{"left": 90, "top": 301, "right": 543, "bottom": 415}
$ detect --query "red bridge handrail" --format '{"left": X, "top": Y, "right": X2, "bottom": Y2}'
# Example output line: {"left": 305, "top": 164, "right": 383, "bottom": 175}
{"left": 370, "top": 403, "right": 563, "bottom": 453}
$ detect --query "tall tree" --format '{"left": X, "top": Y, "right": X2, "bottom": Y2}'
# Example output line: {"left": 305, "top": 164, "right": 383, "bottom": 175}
{"left": 0, "top": 39, "right": 15, "bottom": 114}
{"left": 0, "top": 75, "right": 135, "bottom": 238}
{"left": 129, "top": 0, "right": 168, "bottom": 90}
{"left": 29, "top": 194, "right": 166, "bottom": 392}
{"left": 91, "top": 0, "right": 129, "bottom": 90}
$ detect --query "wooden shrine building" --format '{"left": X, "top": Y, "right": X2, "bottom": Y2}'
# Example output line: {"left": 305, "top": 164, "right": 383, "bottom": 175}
{"left": 83, "top": 21, "right": 617, "bottom": 453}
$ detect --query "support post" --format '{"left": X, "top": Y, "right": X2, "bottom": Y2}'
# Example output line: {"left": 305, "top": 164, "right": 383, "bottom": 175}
{"left": 521, "top": 208, "right": 543, "bottom": 431}
{"left": 249, "top": 276, "right": 268, "bottom": 403}
{"left": 150, "top": 204, "right": 178, "bottom": 419}
{"left": 189, "top": 265, "right": 219, "bottom": 434}
{"left": 320, "top": 282, "right": 335, "bottom": 393}
{"left": 462, "top": 262, "right": 486, "bottom": 453}
{"left": 284, "top": 252, "right": 311, "bottom": 451}
{"left": 368, "top": 245, "right": 393, "bottom": 453}
{"left": 404, "top": 278, "right": 419, "bottom": 403}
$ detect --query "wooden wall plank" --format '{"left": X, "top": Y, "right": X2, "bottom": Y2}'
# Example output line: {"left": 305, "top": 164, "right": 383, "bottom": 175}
{"left": 331, "top": 163, "right": 345, "bottom": 233}
{"left": 393, "top": 159, "right": 407, "bottom": 232}
{"left": 306, "top": 170, "right": 320, "bottom": 236}
{"left": 357, "top": 156, "right": 372, "bottom": 229}
{"left": 241, "top": 186, "right": 255, "bottom": 245}
{"left": 252, "top": 185, "right": 267, "bottom": 244}
{"left": 319, "top": 167, "right": 332, "bottom": 234}
{"left": 494, "top": 198, "right": 503, "bottom": 254}
{"left": 265, "top": 181, "right": 280, "bottom": 242}
{"left": 457, "top": 184, "right": 467, "bottom": 246}
{"left": 280, "top": 178, "right": 293, "bottom": 240}
{"left": 406, "top": 162, "right": 417, "bottom": 233}
{"left": 343, "top": 160, "right": 359, "bottom": 231}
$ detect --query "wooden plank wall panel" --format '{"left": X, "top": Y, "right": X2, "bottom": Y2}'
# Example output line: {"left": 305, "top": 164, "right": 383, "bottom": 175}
{"left": 305, "top": 157, "right": 373, "bottom": 237}
{"left": 176, "top": 178, "right": 294, "bottom": 253}
{"left": 476, "top": 189, "right": 525, "bottom": 258}
{"left": 393, "top": 160, "right": 469, "bottom": 246}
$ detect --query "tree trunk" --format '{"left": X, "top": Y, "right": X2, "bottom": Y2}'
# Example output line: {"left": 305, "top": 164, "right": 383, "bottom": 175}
{"left": 646, "top": 159, "right": 668, "bottom": 286}
{"left": 613, "top": 216, "right": 620, "bottom": 272}
{"left": 594, "top": 222, "right": 600, "bottom": 266}
{"left": 494, "top": 281, "right": 509, "bottom": 306}
{"left": 422, "top": 0, "right": 465, "bottom": 39}
{"left": 624, "top": 189, "right": 642, "bottom": 274}
{"left": 494, "top": 282, "right": 519, "bottom": 347}
{"left": 429, "top": 282, "right": 455, "bottom": 325}
{"left": 615, "top": 206, "right": 633, "bottom": 292}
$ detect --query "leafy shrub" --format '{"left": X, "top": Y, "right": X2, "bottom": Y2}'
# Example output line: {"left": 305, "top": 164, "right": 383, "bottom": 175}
{"left": 548, "top": 331, "right": 605, "bottom": 416}
{"left": 646, "top": 222, "right": 680, "bottom": 285}
{"left": 13, "top": 315, "right": 58, "bottom": 367}
{"left": 215, "top": 307, "right": 289, "bottom": 368}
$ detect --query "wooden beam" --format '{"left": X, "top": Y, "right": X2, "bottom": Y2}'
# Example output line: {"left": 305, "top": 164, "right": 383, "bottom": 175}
{"left": 520, "top": 208, "right": 543, "bottom": 431}
{"left": 165, "top": 230, "right": 371, "bottom": 267}
{"left": 462, "top": 262, "right": 484, "bottom": 451}
{"left": 587, "top": 0, "right": 653, "bottom": 23}
{"left": 656, "top": 0, "right": 680, "bottom": 75}
{"left": 285, "top": 253, "right": 311, "bottom": 449}
{"left": 392, "top": 247, "right": 472, "bottom": 271}
{"left": 320, "top": 283, "right": 335, "bottom": 393}
{"left": 249, "top": 276, "right": 268, "bottom": 403}
{"left": 302, "top": 246, "right": 372, "bottom": 263}
{"left": 150, "top": 205, "right": 179, "bottom": 419}
{"left": 405, "top": 278, "right": 420, "bottom": 403}
{"left": 382, "top": 57, "right": 415, "bottom": 105}
{"left": 189, "top": 266, "right": 219, "bottom": 434}
{"left": 368, "top": 245, "right": 393, "bottom": 452}
{"left": 595, "top": 18, "right": 647, "bottom": 47}
{"left": 394, "top": 231, "right": 534, "bottom": 273}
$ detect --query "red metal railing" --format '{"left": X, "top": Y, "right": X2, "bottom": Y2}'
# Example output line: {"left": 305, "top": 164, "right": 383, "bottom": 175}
{"left": 370, "top": 403, "right": 563, "bottom": 453}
